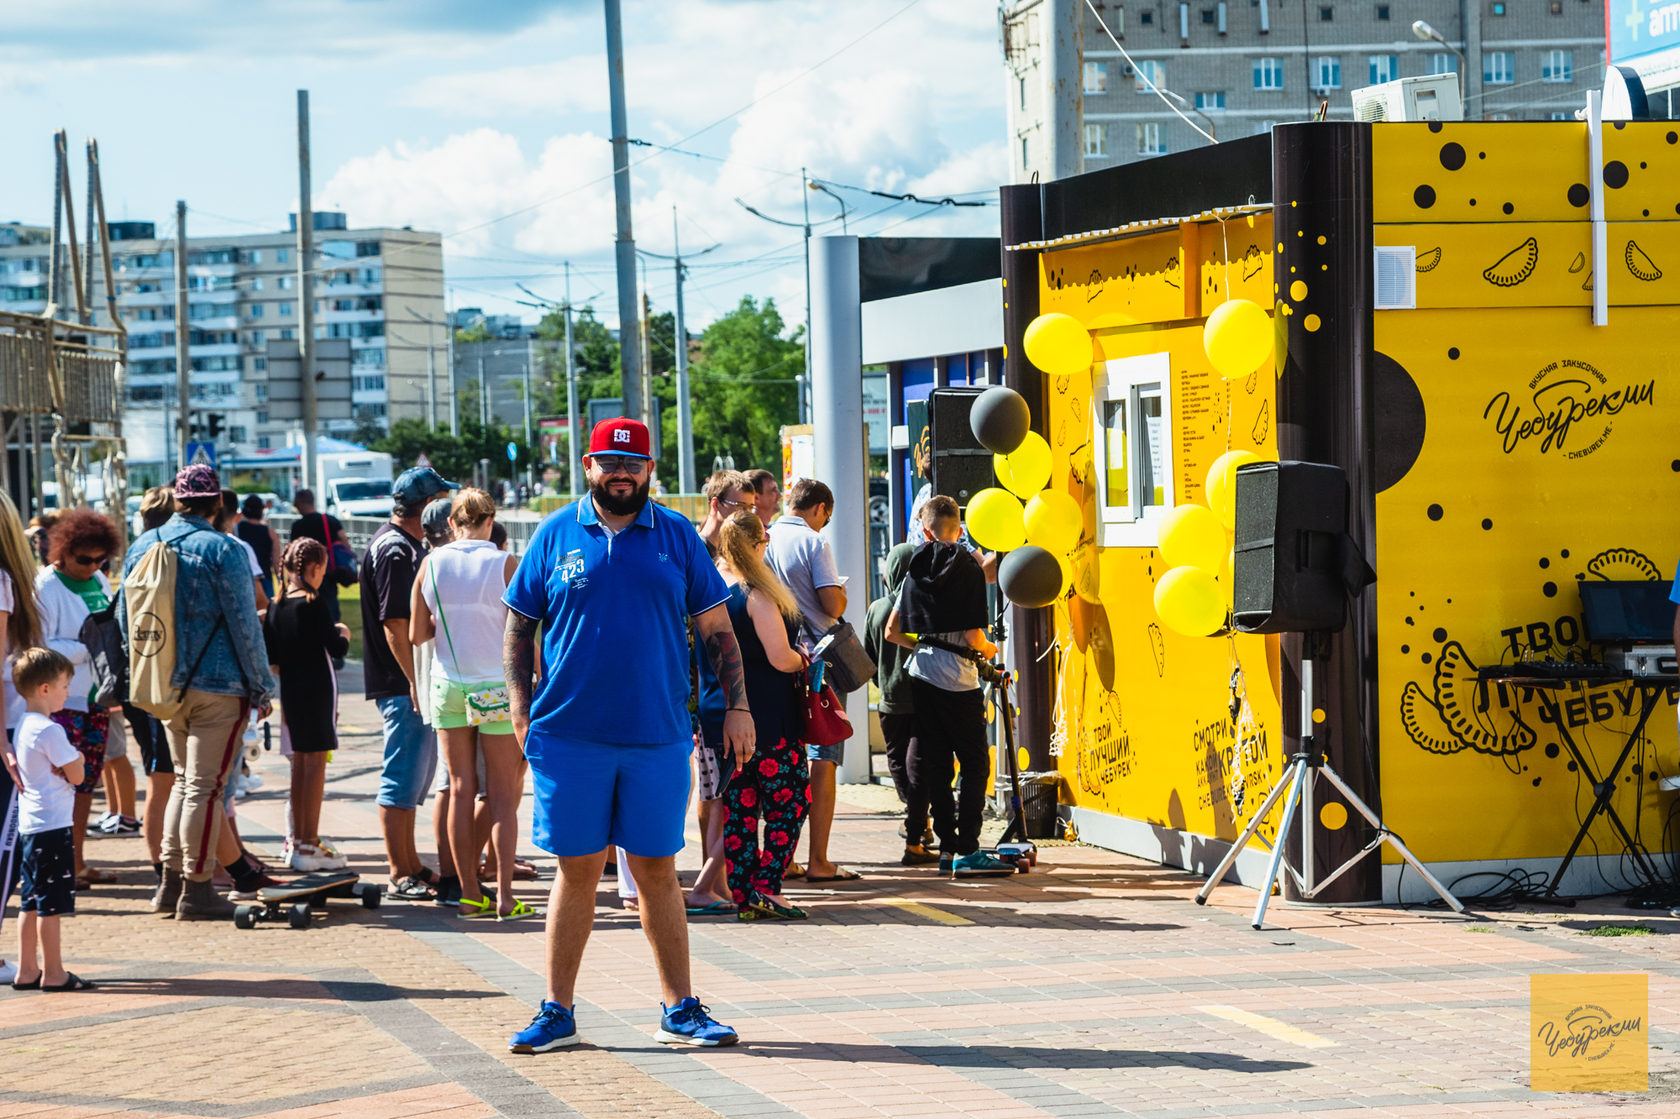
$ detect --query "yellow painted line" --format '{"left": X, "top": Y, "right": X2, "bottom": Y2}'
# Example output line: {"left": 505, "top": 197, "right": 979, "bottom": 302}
{"left": 1196, "top": 1004, "right": 1336, "bottom": 1049}
{"left": 881, "top": 898, "right": 973, "bottom": 926}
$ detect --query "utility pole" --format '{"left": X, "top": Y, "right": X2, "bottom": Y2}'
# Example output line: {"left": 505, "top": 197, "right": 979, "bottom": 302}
{"left": 640, "top": 286, "right": 653, "bottom": 447}
{"left": 1045, "top": 0, "right": 1085, "bottom": 181}
{"left": 799, "top": 166, "right": 812, "bottom": 424}
{"left": 564, "top": 263, "right": 580, "bottom": 496}
{"left": 424, "top": 326, "right": 437, "bottom": 427}
{"left": 603, "top": 0, "right": 642, "bottom": 422}
{"left": 296, "top": 89, "right": 320, "bottom": 495}
{"left": 476, "top": 350, "right": 489, "bottom": 429}
{"left": 522, "top": 337, "right": 534, "bottom": 495}
{"left": 671, "top": 208, "right": 695, "bottom": 494}
{"left": 446, "top": 287, "right": 459, "bottom": 436}
{"left": 82, "top": 140, "right": 94, "bottom": 326}
{"left": 175, "top": 200, "right": 190, "bottom": 469}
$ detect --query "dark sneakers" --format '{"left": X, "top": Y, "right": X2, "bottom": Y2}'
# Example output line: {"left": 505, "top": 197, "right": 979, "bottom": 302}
{"left": 901, "top": 846, "right": 941, "bottom": 867}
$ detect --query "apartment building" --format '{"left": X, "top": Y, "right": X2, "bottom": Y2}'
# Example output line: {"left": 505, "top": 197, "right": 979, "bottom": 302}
{"left": 0, "top": 212, "right": 444, "bottom": 467}
{"left": 1005, "top": 0, "right": 1617, "bottom": 180}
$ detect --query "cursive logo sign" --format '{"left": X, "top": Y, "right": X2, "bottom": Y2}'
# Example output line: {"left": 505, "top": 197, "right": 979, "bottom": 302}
{"left": 1536, "top": 1003, "right": 1641, "bottom": 1062}
{"left": 1484, "top": 359, "right": 1654, "bottom": 459}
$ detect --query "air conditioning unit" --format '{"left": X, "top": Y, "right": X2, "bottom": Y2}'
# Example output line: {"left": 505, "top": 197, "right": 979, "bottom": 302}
{"left": 1351, "top": 74, "right": 1463, "bottom": 122}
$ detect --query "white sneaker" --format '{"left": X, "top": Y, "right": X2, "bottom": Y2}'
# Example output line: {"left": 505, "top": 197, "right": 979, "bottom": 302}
{"left": 0, "top": 960, "right": 16, "bottom": 985}
{"left": 313, "top": 840, "right": 349, "bottom": 870}
{"left": 288, "top": 843, "right": 338, "bottom": 872}
{"left": 241, "top": 771, "right": 264, "bottom": 792}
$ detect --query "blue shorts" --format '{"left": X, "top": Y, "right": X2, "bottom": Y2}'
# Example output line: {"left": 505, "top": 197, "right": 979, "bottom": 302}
{"left": 807, "top": 740, "right": 844, "bottom": 765}
{"left": 376, "top": 695, "right": 438, "bottom": 810}
{"left": 525, "top": 734, "right": 691, "bottom": 858}
{"left": 20, "top": 827, "right": 75, "bottom": 917}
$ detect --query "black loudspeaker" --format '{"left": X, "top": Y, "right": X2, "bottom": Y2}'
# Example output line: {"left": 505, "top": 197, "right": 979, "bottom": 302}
{"left": 927, "top": 387, "right": 996, "bottom": 508}
{"left": 1232, "top": 461, "right": 1351, "bottom": 634}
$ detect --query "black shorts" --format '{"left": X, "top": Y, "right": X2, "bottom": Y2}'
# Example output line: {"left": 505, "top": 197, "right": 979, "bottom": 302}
{"left": 124, "top": 703, "right": 174, "bottom": 776}
{"left": 19, "top": 827, "right": 75, "bottom": 917}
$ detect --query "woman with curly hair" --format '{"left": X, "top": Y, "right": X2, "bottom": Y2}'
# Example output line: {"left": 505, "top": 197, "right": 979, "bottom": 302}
{"left": 263, "top": 537, "right": 351, "bottom": 872}
{"left": 38, "top": 507, "right": 121, "bottom": 888}
{"left": 702, "top": 510, "right": 810, "bottom": 921}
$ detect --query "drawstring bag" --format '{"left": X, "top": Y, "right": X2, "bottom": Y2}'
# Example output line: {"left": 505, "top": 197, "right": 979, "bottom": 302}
{"left": 801, "top": 661, "right": 852, "bottom": 747}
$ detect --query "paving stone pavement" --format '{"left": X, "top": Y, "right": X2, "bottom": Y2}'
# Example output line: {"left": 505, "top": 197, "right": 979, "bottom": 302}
{"left": 3, "top": 666, "right": 1678, "bottom": 1118}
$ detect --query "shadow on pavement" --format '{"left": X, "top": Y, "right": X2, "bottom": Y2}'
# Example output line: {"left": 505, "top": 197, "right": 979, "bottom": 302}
{"left": 91, "top": 976, "right": 501, "bottom": 1003}
{"left": 738, "top": 1040, "right": 1313, "bottom": 1073}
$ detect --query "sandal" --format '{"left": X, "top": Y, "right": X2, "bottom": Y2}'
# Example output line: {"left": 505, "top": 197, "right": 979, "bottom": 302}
{"left": 686, "top": 900, "right": 735, "bottom": 916}
{"left": 784, "top": 862, "right": 806, "bottom": 881}
{"left": 456, "top": 896, "right": 497, "bottom": 920}
{"left": 388, "top": 875, "right": 435, "bottom": 901}
{"left": 11, "top": 976, "right": 40, "bottom": 990}
{"left": 498, "top": 900, "right": 538, "bottom": 921}
{"left": 805, "top": 867, "right": 862, "bottom": 883}
{"left": 80, "top": 866, "right": 116, "bottom": 884}
{"left": 42, "top": 973, "right": 96, "bottom": 992}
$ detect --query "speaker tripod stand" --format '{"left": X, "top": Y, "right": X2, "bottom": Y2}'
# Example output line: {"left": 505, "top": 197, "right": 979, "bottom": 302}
{"left": 1196, "top": 639, "right": 1464, "bottom": 928}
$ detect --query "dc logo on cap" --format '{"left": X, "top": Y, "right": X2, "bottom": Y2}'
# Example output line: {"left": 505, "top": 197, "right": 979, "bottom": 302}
{"left": 613, "top": 429, "right": 631, "bottom": 445}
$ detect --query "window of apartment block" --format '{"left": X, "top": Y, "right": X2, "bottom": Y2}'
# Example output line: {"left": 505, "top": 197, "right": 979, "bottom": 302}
{"left": 1135, "top": 60, "right": 1165, "bottom": 92}
{"left": 1484, "top": 51, "right": 1514, "bottom": 84}
{"left": 1137, "top": 122, "right": 1167, "bottom": 154}
{"left": 1369, "top": 54, "right": 1398, "bottom": 84}
{"left": 276, "top": 249, "right": 290, "bottom": 264}
{"left": 1019, "top": 75, "right": 1027, "bottom": 108}
{"left": 1311, "top": 56, "right": 1342, "bottom": 90}
{"left": 1376, "top": 4, "right": 1390, "bottom": 19}
{"left": 279, "top": 302, "right": 294, "bottom": 316}
{"left": 1085, "top": 123, "right": 1109, "bottom": 157}
{"left": 1084, "top": 61, "right": 1108, "bottom": 93}
{"left": 1487, "top": 111, "right": 1511, "bottom": 120}
{"left": 1549, "top": 0, "right": 1562, "bottom": 10}
{"left": 248, "top": 250, "right": 262, "bottom": 264}
{"left": 1195, "top": 91, "right": 1226, "bottom": 110}
{"left": 257, "top": 434, "right": 271, "bottom": 450}
{"left": 249, "top": 277, "right": 263, "bottom": 291}
{"left": 1550, "top": 111, "right": 1571, "bottom": 120}
{"left": 279, "top": 275, "right": 294, "bottom": 289}
{"left": 1490, "top": 1, "right": 1506, "bottom": 13}
{"left": 1542, "top": 49, "right": 1572, "bottom": 82}
{"left": 1201, "top": 7, "right": 1215, "bottom": 23}
{"left": 280, "top": 329, "right": 294, "bottom": 340}
{"left": 1253, "top": 57, "right": 1285, "bottom": 90}
{"left": 1020, "top": 135, "right": 1029, "bottom": 169}
{"left": 1427, "top": 53, "right": 1457, "bottom": 76}
{"left": 1319, "top": 5, "right": 1332, "bottom": 19}
{"left": 229, "top": 426, "right": 247, "bottom": 444}
{"left": 1140, "top": 9, "right": 1154, "bottom": 23}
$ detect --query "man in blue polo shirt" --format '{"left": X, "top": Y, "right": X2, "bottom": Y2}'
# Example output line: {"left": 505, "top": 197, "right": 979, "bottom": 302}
{"left": 503, "top": 418, "right": 755, "bottom": 1053}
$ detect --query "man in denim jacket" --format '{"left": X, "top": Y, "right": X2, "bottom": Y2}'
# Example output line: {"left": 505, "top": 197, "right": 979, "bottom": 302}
{"left": 119, "top": 464, "right": 275, "bottom": 920}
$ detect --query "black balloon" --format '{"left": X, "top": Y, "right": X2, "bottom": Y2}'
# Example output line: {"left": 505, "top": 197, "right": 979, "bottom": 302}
{"left": 998, "top": 545, "right": 1064, "bottom": 608}
{"left": 970, "top": 385, "right": 1030, "bottom": 455}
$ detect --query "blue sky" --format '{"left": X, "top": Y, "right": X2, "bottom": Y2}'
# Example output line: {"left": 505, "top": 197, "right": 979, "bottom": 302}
{"left": 0, "top": 0, "right": 1005, "bottom": 332}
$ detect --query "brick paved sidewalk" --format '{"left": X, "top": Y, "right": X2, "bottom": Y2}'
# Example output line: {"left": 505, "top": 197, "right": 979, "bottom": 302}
{"left": 2, "top": 667, "right": 1677, "bottom": 1118}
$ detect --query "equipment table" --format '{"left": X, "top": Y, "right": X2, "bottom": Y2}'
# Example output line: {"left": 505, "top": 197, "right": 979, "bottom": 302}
{"left": 1477, "top": 664, "right": 1679, "bottom": 899}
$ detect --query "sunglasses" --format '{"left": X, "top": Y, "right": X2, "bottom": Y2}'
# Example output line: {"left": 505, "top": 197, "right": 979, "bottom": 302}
{"left": 591, "top": 456, "right": 648, "bottom": 476}
{"left": 73, "top": 553, "right": 107, "bottom": 567}
{"left": 717, "top": 497, "right": 745, "bottom": 509}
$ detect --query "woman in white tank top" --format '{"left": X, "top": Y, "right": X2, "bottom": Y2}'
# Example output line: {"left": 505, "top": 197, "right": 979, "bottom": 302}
{"left": 410, "top": 489, "right": 527, "bottom": 920}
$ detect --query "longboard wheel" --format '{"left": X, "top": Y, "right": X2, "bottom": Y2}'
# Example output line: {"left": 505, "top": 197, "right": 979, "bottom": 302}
{"left": 234, "top": 905, "right": 257, "bottom": 929}
{"left": 288, "top": 901, "right": 312, "bottom": 929}
{"left": 357, "top": 883, "right": 382, "bottom": 909}
{"left": 1026, "top": 850, "right": 1038, "bottom": 866}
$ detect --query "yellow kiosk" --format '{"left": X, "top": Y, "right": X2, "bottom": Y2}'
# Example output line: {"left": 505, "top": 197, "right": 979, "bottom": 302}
{"left": 996, "top": 120, "right": 1680, "bottom": 903}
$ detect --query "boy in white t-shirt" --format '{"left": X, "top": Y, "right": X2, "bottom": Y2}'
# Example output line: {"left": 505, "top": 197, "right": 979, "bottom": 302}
{"left": 11, "top": 647, "right": 94, "bottom": 991}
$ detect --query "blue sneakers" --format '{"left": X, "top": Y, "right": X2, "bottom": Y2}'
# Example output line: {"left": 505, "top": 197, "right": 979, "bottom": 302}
{"left": 655, "top": 997, "right": 739, "bottom": 1046}
{"left": 510, "top": 1001, "right": 578, "bottom": 1053}
{"left": 952, "top": 851, "right": 1018, "bottom": 878}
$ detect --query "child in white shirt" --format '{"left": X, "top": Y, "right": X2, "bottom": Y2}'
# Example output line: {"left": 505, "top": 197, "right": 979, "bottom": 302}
{"left": 11, "top": 647, "right": 92, "bottom": 991}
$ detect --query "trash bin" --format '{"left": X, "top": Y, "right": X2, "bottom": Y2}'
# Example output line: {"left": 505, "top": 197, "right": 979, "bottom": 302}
{"left": 997, "top": 772, "right": 1062, "bottom": 839}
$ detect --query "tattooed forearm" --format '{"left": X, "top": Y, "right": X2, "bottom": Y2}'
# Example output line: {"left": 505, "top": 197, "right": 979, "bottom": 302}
{"left": 504, "top": 610, "right": 540, "bottom": 722}
{"left": 704, "top": 629, "right": 748, "bottom": 709}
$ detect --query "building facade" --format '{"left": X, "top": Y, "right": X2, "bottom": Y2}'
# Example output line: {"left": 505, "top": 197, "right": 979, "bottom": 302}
{"left": 0, "top": 212, "right": 444, "bottom": 468}
{"left": 1005, "top": 0, "right": 1619, "bottom": 180}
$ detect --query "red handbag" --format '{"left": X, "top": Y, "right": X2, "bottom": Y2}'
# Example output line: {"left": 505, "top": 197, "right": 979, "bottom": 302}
{"left": 801, "top": 673, "right": 852, "bottom": 747}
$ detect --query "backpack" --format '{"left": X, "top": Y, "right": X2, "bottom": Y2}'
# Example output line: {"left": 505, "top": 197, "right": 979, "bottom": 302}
{"left": 80, "top": 591, "right": 127, "bottom": 708}
{"left": 125, "top": 528, "right": 222, "bottom": 721}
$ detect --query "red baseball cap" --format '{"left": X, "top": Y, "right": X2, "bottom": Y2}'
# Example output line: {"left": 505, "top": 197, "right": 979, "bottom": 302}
{"left": 588, "top": 417, "right": 651, "bottom": 459}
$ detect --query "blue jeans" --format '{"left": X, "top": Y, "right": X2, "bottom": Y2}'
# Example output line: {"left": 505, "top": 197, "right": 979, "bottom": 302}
{"left": 376, "top": 695, "right": 437, "bottom": 810}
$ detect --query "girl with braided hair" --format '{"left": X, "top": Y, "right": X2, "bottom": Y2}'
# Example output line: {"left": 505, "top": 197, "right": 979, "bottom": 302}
{"left": 263, "top": 537, "right": 351, "bottom": 872}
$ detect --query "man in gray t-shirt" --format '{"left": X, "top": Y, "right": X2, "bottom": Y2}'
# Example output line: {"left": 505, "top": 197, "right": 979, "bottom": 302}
{"left": 764, "top": 478, "right": 856, "bottom": 882}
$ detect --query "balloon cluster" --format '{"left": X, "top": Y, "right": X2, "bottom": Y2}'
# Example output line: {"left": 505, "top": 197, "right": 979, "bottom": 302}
{"left": 1151, "top": 298, "right": 1276, "bottom": 638}
{"left": 962, "top": 312, "right": 1091, "bottom": 610}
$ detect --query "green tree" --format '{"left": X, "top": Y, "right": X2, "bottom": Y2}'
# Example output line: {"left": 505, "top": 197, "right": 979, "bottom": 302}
{"left": 683, "top": 296, "right": 802, "bottom": 475}
{"left": 454, "top": 321, "right": 492, "bottom": 344}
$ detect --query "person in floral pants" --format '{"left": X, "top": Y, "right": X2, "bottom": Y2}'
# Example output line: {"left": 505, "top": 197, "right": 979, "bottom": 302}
{"left": 724, "top": 737, "right": 810, "bottom": 917}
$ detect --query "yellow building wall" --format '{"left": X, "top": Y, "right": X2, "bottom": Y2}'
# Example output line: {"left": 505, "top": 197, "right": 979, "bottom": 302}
{"left": 1040, "top": 215, "right": 1290, "bottom": 845}
{"left": 1370, "top": 123, "right": 1680, "bottom": 865}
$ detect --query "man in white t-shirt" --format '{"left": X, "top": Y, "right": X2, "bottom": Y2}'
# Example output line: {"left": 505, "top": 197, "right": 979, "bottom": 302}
{"left": 764, "top": 478, "right": 855, "bottom": 883}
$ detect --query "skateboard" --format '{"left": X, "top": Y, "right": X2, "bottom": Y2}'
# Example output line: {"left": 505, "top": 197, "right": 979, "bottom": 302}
{"left": 994, "top": 841, "right": 1038, "bottom": 873}
{"left": 233, "top": 871, "right": 382, "bottom": 929}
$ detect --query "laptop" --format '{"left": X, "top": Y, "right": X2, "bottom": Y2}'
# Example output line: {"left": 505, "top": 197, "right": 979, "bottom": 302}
{"left": 1579, "top": 580, "right": 1676, "bottom": 645}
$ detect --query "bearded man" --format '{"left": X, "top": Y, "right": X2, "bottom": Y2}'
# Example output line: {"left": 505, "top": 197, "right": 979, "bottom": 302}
{"left": 503, "top": 418, "right": 754, "bottom": 1053}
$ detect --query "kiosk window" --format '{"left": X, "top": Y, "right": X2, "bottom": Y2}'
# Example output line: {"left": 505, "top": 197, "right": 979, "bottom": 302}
{"left": 1093, "top": 352, "right": 1174, "bottom": 546}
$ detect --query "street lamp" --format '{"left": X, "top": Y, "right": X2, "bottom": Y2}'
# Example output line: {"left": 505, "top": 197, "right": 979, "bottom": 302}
{"left": 808, "top": 180, "right": 850, "bottom": 233}
{"left": 1160, "top": 88, "right": 1216, "bottom": 141}
{"left": 1412, "top": 20, "right": 1466, "bottom": 104}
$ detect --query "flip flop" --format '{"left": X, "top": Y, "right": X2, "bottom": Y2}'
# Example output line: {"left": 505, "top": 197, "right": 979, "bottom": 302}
{"left": 388, "top": 875, "right": 435, "bottom": 901}
{"left": 685, "top": 900, "right": 736, "bottom": 916}
{"left": 456, "top": 896, "right": 497, "bottom": 920}
{"left": 498, "top": 900, "right": 539, "bottom": 921}
{"left": 10, "top": 977, "right": 40, "bottom": 990}
{"left": 784, "top": 862, "right": 806, "bottom": 880}
{"left": 805, "top": 868, "right": 863, "bottom": 883}
{"left": 42, "top": 973, "right": 95, "bottom": 992}
{"left": 80, "top": 867, "right": 116, "bottom": 884}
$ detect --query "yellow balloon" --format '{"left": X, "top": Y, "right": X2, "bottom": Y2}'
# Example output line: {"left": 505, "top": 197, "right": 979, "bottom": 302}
{"left": 1023, "top": 490, "right": 1082, "bottom": 553}
{"left": 1023, "top": 313, "right": 1094, "bottom": 377}
{"left": 1205, "top": 449, "right": 1262, "bottom": 531}
{"left": 1153, "top": 566, "right": 1226, "bottom": 637}
{"left": 1157, "top": 503, "right": 1226, "bottom": 576}
{"left": 999, "top": 431, "right": 1051, "bottom": 498}
{"left": 964, "top": 487, "right": 1026, "bottom": 552}
{"left": 1202, "top": 298, "right": 1274, "bottom": 381}
{"left": 992, "top": 452, "right": 1015, "bottom": 494}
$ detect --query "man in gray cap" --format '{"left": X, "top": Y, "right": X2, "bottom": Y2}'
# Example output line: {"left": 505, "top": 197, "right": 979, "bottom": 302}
{"left": 361, "top": 467, "right": 458, "bottom": 900}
